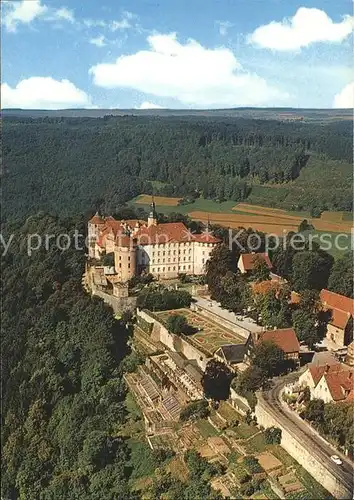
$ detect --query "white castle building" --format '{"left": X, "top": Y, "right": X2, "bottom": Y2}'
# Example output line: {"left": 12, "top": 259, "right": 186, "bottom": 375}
{"left": 88, "top": 200, "right": 220, "bottom": 282}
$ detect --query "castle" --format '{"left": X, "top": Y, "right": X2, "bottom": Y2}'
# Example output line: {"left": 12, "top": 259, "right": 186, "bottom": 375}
{"left": 88, "top": 200, "right": 220, "bottom": 281}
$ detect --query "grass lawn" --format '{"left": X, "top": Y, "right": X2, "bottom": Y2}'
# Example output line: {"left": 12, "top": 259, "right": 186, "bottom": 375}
{"left": 195, "top": 419, "right": 220, "bottom": 438}
{"left": 128, "top": 197, "right": 237, "bottom": 215}
{"left": 218, "top": 401, "right": 243, "bottom": 422}
{"left": 303, "top": 230, "right": 352, "bottom": 259}
{"left": 127, "top": 438, "right": 157, "bottom": 481}
{"left": 232, "top": 422, "right": 259, "bottom": 440}
{"left": 243, "top": 433, "right": 267, "bottom": 454}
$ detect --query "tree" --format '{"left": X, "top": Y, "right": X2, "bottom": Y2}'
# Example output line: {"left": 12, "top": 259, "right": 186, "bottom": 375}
{"left": 257, "top": 287, "right": 292, "bottom": 329}
{"left": 291, "top": 251, "right": 334, "bottom": 292}
{"left": 264, "top": 426, "right": 282, "bottom": 444}
{"left": 252, "top": 256, "right": 271, "bottom": 282}
{"left": 206, "top": 244, "right": 236, "bottom": 301}
{"left": 167, "top": 314, "right": 188, "bottom": 335}
{"left": 180, "top": 400, "right": 210, "bottom": 421}
{"left": 328, "top": 253, "right": 353, "bottom": 298}
{"left": 302, "top": 399, "right": 324, "bottom": 424}
{"left": 298, "top": 219, "right": 313, "bottom": 232}
{"left": 234, "top": 365, "right": 264, "bottom": 395}
{"left": 292, "top": 290, "right": 328, "bottom": 348}
{"left": 202, "top": 360, "right": 233, "bottom": 401}
{"left": 251, "top": 341, "right": 286, "bottom": 377}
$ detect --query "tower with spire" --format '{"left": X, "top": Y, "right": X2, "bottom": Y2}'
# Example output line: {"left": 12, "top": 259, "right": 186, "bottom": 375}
{"left": 147, "top": 196, "right": 157, "bottom": 227}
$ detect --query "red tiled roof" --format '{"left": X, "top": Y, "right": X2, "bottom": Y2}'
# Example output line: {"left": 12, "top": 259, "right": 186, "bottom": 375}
{"left": 88, "top": 213, "right": 105, "bottom": 224}
{"left": 259, "top": 328, "right": 300, "bottom": 354}
{"left": 239, "top": 253, "right": 272, "bottom": 271}
{"left": 252, "top": 280, "right": 281, "bottom": 295}
{"left": 309, "top": 362, "right": 345, "bottom": 386}
{"left": 134, "top": 222, "right": 220, "bottom": 245}
{"left": 323, "top": 371, "right": 354, "bottom": 402}
{"left": 320, "top": 289, "right": 354, "bottom": 329}
{"left": 93, "top": 216, "right": 220, "bottom": 247}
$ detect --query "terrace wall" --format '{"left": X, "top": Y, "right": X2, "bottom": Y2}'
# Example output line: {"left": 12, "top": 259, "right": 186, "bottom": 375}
{"left": 136, "top": 309, "right": 211, "bottom": 370}
{"left": 92, "top": 288, "right": 137, "bottom": 313}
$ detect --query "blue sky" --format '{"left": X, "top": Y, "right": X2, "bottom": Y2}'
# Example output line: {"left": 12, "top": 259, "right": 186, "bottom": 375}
{"left": 2, "top": 0, "right": 353, "bottom": 109}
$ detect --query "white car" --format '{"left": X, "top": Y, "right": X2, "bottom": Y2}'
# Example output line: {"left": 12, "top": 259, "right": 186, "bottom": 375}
{"left": 330, "top": 455, "right": 343, "bottom": 465}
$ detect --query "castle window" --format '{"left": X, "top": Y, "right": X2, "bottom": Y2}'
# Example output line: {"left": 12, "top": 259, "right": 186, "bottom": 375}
{"left": 158, "top": 267, "right": 160, "bottom": 272}
{"left": 202, "top": 258, "right": 205, "bottom": 264}
{"left": 128, "top": 264, "right": 130, "bottom": 269}
{"left": 119, "top": 263, "right": 121, "bottom": 268}
{"left": 158, "top": 251, "right": 160, "bottom": 256}
{"left": 162, "top": 267, "right": 165, "bottom": 272}
{"left": 188, "top": 265, "right": 191, "bottom": 270}
{"left": 173, "top": 266, "right": 176, "bottom": 271}
{"left": 119, "top": 256, "right": 121, "bottom": 260}
{"left": 168, "top": 267, "right": 170, "bottom": 271}
{"left": 128, "top": 256, "right": 130, "bottom": 261}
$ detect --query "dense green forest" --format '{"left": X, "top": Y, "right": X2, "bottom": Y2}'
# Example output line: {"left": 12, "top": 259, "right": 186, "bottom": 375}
{"left": 3, "top": 116, "right": 352, "bottom": 221}
{"left": 1, "top": 214, "right": 139, "bottom": 499}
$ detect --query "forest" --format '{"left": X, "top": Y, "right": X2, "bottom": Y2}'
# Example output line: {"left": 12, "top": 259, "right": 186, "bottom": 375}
{"left": 2, "top": 115, "right": 353, "bottom": 221}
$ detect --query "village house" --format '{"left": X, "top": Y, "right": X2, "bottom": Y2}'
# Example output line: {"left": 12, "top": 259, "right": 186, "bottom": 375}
{"left": 252, "top": 328, "right": 300, "bottom": 362}
{"left": 320, "top": 289, "right": 354, "bottom": 349}
{"left": 88, "top": 200, "right": 220, "bottom": 282}
{"left": 237, "top": 252, "right": 272, "bottom": 274}
{"left": 299, "top": 362, "right": 354, "bottom": 404}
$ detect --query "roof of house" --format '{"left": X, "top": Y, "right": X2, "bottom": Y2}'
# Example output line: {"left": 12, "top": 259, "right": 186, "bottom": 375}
{"left": 94, "top": 216, "right": 220, "bottom": 247}
{"left": 238, "top": 253, "right": 272, "bottom": 271}
{"left": 136, "top": 222, "right": 220, "bottom": 245}
{"left": 259, "top": 328, "right": 300, "bottom": 354}
{"left": 320, "top": 289, "right": 354, "bottom": 329}
{"left": 308, "top": 362, "right": 348, "bottom": 386}
{"left": 216, "top": 344, "right": 247, "bottom": 364}
{"left": 252, "top": 280, "right": 281, "bottom": 295}
{"left": 88, "top": 212, "right": 105, "bottom": 225}
{"left": 322, "top": 370, "right": 354, "bottom": 402}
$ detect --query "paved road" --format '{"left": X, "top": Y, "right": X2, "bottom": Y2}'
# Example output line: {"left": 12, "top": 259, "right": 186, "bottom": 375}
{"left": 260, "top": 373, "right": 353, "bottom": 496}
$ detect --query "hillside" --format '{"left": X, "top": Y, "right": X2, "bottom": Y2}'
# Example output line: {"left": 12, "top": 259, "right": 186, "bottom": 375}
{"left": 2, "top": 115, "right": 352, "bottom": 221}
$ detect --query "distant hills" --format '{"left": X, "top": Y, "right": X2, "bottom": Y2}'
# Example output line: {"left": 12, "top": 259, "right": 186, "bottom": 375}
{"left": 2, "top": 107, "right": 353, "bottom": 122}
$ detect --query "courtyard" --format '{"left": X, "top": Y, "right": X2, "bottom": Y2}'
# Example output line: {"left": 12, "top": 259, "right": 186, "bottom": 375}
{"left": 155, "top": 308, "right": 246, "bottom": 356}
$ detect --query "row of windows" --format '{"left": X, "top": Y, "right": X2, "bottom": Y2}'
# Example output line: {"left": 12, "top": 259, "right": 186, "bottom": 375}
{"left": 153, "top": 248, "right": 192, "bottom": 257}
{"left": 151, "top": 265, "right": 192, "bottom": 273}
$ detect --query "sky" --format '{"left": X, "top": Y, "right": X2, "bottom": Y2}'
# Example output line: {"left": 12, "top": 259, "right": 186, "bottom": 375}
{"left": 2, "top": 0, "right": 353, "bottom": 109}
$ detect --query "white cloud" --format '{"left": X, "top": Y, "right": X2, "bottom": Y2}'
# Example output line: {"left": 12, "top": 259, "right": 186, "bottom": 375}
{"left": 90, "top": 35, "right": 106, "bottom": 47}
{"left": 110, "top": 18, "right": 131, "bottom": 31}
{"left": 137, "top": 102, "right": 164, "bottom": 109}
{"left": 89, "top": 33, "right": 288, "bottom": 107}
{"left": 216, "top": 20, "right": 233, "bottom": 36}
{"left": 3, "top": 0, "right": 75, "bottom": 32}
{"left": 3, "top": 0, "right": 48, "bottom": 32}
{"left": 248, "top": 7, "right": 354, "bottom": 51}
{"left": 1, "top": 77, "right": 93, "bottom": 109}
{"left": 51, "top": 7, "right": 74, "bottom": 23}
{"left": 333, "top": 82, "right": 354, "bottom": 108}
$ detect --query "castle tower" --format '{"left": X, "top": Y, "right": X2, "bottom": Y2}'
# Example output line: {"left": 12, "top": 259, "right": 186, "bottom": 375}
{"left": 87, "top": 212, "right": 105, "bottom": 258}
{"left": 147, "top": 197, "right": 157, "bottom": 227}
{"left": 114, "top": 236, "right": 137, "bottom": 282}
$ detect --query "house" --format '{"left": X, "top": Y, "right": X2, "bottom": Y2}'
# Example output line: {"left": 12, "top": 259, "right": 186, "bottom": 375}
{"left": 320, "top": 289, "right": 354, "bottom": 348}
{"left": 312, "top": 370, "right": 354, "bottom": 404}
{"left": 214, "top": 343, "right": 248, "bottom": 370}
{"left": 237, "top": 252, "right": 272, "bottom": 274}
{"left": 257, "top": 328, "right": 300, "bottom": 361}
{"left": 88, "top": 200, "right": 220, "bottom": 282}
{"left": 299, "top": 361, "right": 354, "bottom": 403}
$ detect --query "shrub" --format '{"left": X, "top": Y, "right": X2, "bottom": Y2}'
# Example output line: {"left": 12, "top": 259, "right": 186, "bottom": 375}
{"left": 264, "top": 426, "right": 282, "bottom": 444}
{"left": 243, "top": 456, "right": 263, "bottom": 474}
{"left": 180, "top": 400, "right": 210, "bottom": 422}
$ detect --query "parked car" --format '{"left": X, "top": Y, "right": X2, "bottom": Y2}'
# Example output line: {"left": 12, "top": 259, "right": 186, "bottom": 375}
{"left": 330, "top": 455, "right": 343, "bottom": 465}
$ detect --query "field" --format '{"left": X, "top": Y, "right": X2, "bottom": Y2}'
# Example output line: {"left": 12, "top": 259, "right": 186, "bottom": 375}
{"left": 135, "top": 194, "right": 182, "bottom": 206}
{"left": 129, "top": 194, "right": 352, "bottom": 255}
{"left": 155, "top": 308, "right": 245, "bottom": 356}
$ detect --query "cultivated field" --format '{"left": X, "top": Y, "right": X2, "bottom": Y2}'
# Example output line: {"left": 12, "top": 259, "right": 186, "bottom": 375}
{"left": 155, "top": 308, "right": 245, "bottom": 356}
{"left": 189, "top": 203, "right": 353, "bottom": 236}
{"left": 135, "top": 194, "right": 182, "bottom": 206}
